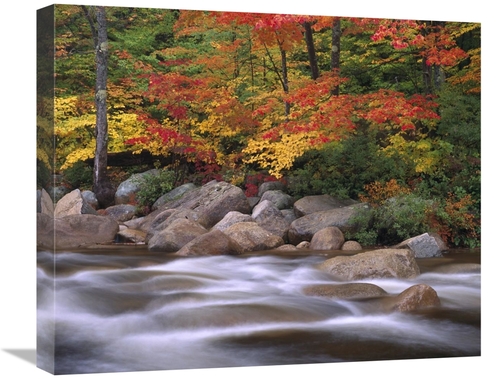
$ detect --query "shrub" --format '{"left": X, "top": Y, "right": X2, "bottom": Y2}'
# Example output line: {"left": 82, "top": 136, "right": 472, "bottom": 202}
{"left": 426, "top": 188, "right": 480, "bottom": 248}
{"left": 62, "top": 160, "right": 93, "bottom": 189}
{"left": 133, "top": 169, "right": 176, "bottom": 210}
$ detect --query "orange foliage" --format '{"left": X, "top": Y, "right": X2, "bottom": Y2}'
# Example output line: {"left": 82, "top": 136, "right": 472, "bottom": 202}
{"left": 359, "top": 179, "right": 411, "bottom": 206}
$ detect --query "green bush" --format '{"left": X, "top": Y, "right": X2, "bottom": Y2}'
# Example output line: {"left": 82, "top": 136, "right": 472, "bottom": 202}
{"left": 133, "top": 169, "right": 176, "bottom": 209}
{"left": 62, "top": 161, "right": 93, "bottom": 189}
{"left": 287, "top": 128, "right": 409, "bottom": 200}
{"left": 347, "top": 193, "right": 432, "bottom": 246}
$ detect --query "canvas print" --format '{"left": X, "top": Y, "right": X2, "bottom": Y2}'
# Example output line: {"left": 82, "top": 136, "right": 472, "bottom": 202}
{"left": 36, "top": 4, "right": 481, "bottom": 375}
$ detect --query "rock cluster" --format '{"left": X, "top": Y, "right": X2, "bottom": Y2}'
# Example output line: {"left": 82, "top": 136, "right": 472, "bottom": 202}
{"left": 37, "top": 177, "right": 448, "bottom": 258}
{"left": 36, "top": 174, "right": 454, "bottom": 312}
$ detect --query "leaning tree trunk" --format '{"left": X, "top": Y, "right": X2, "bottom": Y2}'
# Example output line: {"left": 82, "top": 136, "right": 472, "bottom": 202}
{"left": 92, "top": 6, "right": 114, "bottom": 208}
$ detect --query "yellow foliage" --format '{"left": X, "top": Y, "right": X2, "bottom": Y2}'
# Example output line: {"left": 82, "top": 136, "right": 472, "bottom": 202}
{"left": 55, "top": 96, "right": 148, "bottom": 170}
{"left": 382, "top": 133, "right": 452, "bottom": 175}
{"left": 243, "top": 132, "right": 318, "bottom": 178}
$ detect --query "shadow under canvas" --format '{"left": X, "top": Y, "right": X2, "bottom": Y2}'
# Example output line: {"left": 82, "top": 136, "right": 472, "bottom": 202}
{"left": 4, "top": 349, "right": 37, "bottom": 366}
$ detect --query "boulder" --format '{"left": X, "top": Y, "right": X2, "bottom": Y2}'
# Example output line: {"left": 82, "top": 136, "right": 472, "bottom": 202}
{"left": 281, "top": 209, "right": 297, "bottom": 225}
{"left": 148, "top": 218, "right": 207, "bottom": 252}
{"left": 102, "top": 204, "right": 137, "bottom": 222}
{"left": 176, "top": 229, "right": 243, "bottom": 256}
{"left": 252, "top": 200, "right": 290, "bottom": 241}
{"left": 37, "top": 213, "right": 119, "bottom": 250}
{"left": 222, "top": 222, "right": 284, "bottom": 252}
{"left": 275, "top": 244, "right": 299, "bottom": 251}
{"left": 296, "top": 241, "right": 311, "bottom": 249}
{"left": 302, "top": 283, "right": 387, "bottom": 299}
{"left": 212, "top": 211, "right": 255, "bottom": 232}
{"left": 160, "top": 180, "right": 252, "bottom": 228}
{"left": 81, "top": 190, "right": 99, "bottom": 210}
{"left": 257, "top": 181, "right": 287, "bottom": 197}
{"left": 288, "top": 204, "right": 367, "bottom": 245}
{"left": 309, "top": 226, "right": 345, "bottom": 250}
{"left": 317, "top": 248, "right": 420, "bottom": 280}
{"left": 393, "top": 233, "right": 447, "bottom": 258}
{"left": 258, "top": 190, "right": 294, "bottom": 210}
{"left": 247, "top": 197, "right": 260, "bottom": 209}
{"left": 146, "top": 208, "right": 201, "bottom": 242}
{"left": 114, "top": 169, "right": 159, "bottom": 205}
{"left": 151, "top": 183, "right": 197, "bottom": 211}
{"left": 117, "top": 227, "right": 147, "bottom": 244}
{"left": 38, "top": 188, "right": 54, "bottom": 216}
{"left": 341, "top": 240, "right": 363, "bottom": 251}
{"left": 293, "top": 194, "right": 358, "bottom": 217}
{"left": 389, "top": 284, "right": 441, "bottom": 312}
{"left": 54, "top": 189, "right": 98, "bottom": 218}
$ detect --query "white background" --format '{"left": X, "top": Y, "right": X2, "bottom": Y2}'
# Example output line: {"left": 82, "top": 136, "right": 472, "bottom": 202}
{"left": 1, "top": 1, "right": 496, "bottom": 378}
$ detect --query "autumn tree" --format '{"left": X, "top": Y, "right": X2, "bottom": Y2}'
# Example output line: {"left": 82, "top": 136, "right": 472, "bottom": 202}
{"left": 81, "top": 6, "right": 115, "bottom": 207}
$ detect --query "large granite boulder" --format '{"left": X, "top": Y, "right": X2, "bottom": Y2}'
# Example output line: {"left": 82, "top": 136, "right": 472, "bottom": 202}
{"left": 102, "top": 204, "right": 137, "bottom": 222}
{"left": 393, "top": 233, "right": 448, "bottom": 258}
{"left": 37, "top": 188, "right": 54, "bottom": 216}
{"left": 317, "top": 248, "right": 420, "bottom": 280}
{"left": 54, "top": 189, "right": 98, "bottom": 218}
{"left": 257, "top": 181, "right": 287, "bottom": 197}
{"left": 81, "top": 190, "right": 99, "bottom": 210}
{"left": 309, "top": 226, "right": 345, "bottom": 250}
{"left": 288, "top": 204, "right": 368, "bottom": 245}
{"left": 176, "top": 229, "right": 243, "bottom": 256}
{"left": 251, "top": 200, "right": 290, "bottom": 241}
{"left": 212, "top": 211, "right": 254, "bottom": 231}
{"left": 293, "top": 194, "right": 358, "bottom": 217}
{"left": 146, "top": 208, "right": 201, "bottom": 243}
{"left": 148, "top": 217, "right": 207, "bottom": 252}
{"left": 151, "top": 182, "right": 197, "bottom": 211}
{"left": 222, "top": 222, "right": 284, "bottom": 252}
{"left": 159, "top": 180, "right": 252, "bottom": 228}
{"left": 37, "top": 213, "right": 119, "bottom": 250}
{"left": 114, "top": 169, "right": 159, "bottom": 205}
{"left": 258, "top": 190, "right": 294, "bottom": 210}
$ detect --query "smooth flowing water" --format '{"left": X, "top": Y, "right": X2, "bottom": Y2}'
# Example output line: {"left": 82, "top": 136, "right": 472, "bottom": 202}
{"left": 36, "top": 247, "right": 480, "bottom": 375}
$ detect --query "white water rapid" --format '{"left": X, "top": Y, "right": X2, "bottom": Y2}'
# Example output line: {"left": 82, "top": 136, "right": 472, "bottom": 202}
{"left": 36, "top": 249, "right": 480, "bottom": 375}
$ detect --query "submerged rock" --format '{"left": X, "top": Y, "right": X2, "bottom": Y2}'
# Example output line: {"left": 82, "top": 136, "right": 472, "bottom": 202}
{"left": 302, "top": 283, "right": 387, "bottom": 299}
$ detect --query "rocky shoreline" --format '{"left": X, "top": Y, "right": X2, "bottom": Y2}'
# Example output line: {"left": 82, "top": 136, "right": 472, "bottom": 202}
{"left": 37, "top": 176, "right": 448, "bottom": 257}
{"left": 37, "top": 173, "right": 477, "bottom": 313}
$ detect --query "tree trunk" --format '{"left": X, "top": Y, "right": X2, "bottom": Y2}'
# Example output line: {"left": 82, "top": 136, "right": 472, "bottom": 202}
{"left": 330, "top": 18, "right": 341, "bottom": 96}
{"left": 92, "top": 6, "right": 114, "bottom": 207}
{"left": 280, "top": 47, "right": 290, "bottom": 117}
{"left": 303, "top": 21, "right": 319, "bottom": 80}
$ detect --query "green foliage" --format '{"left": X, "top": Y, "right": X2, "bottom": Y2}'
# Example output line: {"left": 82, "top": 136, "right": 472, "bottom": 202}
{"left": 288, "top": 127, "right": 408, "bottom": 200}
{"left": 62, "top": 161, "right": 93, "bottom": 189}
{"left": 347, "top": 193, "right": 431, "bottom": 245}
{"left": 346, "top": 182, "right": 480, "bottom": 248}
{"left": 133, "top": 169, "right": 176, "bottom": 209}
{"left": 375, "top": 194, "right": 432, "bottom": 244}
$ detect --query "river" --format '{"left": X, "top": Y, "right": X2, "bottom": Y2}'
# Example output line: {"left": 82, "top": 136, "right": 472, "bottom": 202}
{"left": 36, "top": 247, "right": 480, "bottom": 375}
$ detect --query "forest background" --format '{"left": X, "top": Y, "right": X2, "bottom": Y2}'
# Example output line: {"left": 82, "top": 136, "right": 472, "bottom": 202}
{"left": 38, "top": 2, "right": 481, "bottom": 248}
